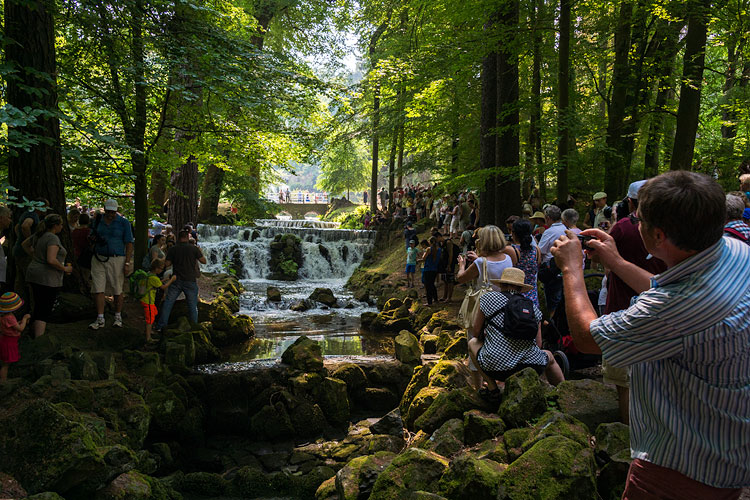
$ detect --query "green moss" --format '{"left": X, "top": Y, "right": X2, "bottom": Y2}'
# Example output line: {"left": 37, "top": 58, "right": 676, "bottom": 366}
{"left": 179, "top": 472, "right": 228, "bottom": 496}
{"left": 331, "top": 363, "right": 368, "bottom": 393}
{"left": 427, "top": 360, "right": 470, "bottom": 390}
{"left": 438, "top": 454, "right": 506, "bottom": 500}
{"left": 317, "top": 377, "right": 350, "bottom": 426}
{"left": 404, "top": 386, "right": 447, "bottom": 430}
{"left": 369, "top": 448, "right": 449, "bottom": 500}
{"left": 281, "top": 335, "right": 324, "bottom": 372}
{"left": 335, "top": 452, "right": 396, "bottom": 500}
{"left": 498, "top": 368, "right": 547, "bottom": 428}
{"left": 463, "top": 409, "right": 506, "bottom": 445}
{"left": 521, "top": 411, "right": 590, "bottom": 451}
{"left": 231, "top": 466, "right": 271, "bottom": 497}
{"left": 425, "top": 418, "right": 464, "bottom": 457}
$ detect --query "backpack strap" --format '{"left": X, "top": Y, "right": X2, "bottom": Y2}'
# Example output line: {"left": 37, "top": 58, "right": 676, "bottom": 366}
{"left": 724, "top": 227, "right": 748, "bottom": 242}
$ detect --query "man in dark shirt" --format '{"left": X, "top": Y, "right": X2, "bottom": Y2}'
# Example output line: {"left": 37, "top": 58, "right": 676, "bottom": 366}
{"left": 154, "top": 230, "right": 206, "bottom": 330}
{"left": 603, "top": 180, "right": 667, "bottom": 423}
{"left": 403, "top": 222, "right": 417, "bottom": 250}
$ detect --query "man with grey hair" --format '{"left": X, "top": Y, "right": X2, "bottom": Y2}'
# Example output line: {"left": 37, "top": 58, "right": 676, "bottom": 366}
{"left": 724, "top": 194, "right": 750, "bottom": 243}
{"left": 538, "top": 204, "right": 566, "bottom": 314}
{"left": 561, "top": 208, "right": 580, "bottom": 231}
{"left": 0, "top": 206, "right": 12, "bottom": 289}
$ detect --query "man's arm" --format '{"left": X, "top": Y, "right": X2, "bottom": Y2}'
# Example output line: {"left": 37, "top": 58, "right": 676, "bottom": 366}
{"left": 551, "top": 231, "right": 601, "bottom": 354}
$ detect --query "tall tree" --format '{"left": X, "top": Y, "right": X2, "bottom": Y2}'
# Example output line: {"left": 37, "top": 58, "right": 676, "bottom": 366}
{"left": 479, "top": 19, "right": 498, "bottom": 226}
{"left": 368, "top": 19, "right": 390, "bottom": 212}
{"left": 670, "top": 0, "right": 711, "bottom": 170}
{"left": 556, "top": 0, "right": 571, "bottom": 203}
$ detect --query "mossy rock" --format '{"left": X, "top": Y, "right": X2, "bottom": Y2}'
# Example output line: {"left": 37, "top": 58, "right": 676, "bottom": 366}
{"left": 521, "top": 411, "right": 590, "bottom": 451}
{"left": 404, "top": 386, "right": 447, "bottom": 430}
{"left": 414, "top": 387, "right": 490, "bottom": 434}
{"left": 425, "top": 418, "right": 464, "bottom": 457}
{"left": 421, "top": 335, "right": 439, "bottom": 355}
{"left": 426, "top": 310, "right": 460, "bottom": 332}
{"left": 471, "top": 438, "right": 510, "bottom": 464}
{"left": 121, "top": 350, "right": 162, "bottom": 377}
{"left": 369, "top": 448, "right": 449, "bottom": 500}
{"left": 317, "top": 377, "right": 350, "bottom": 426}
{"left": 291, "top": 372, "right": 324, "bottom": 399}
{"left": 554, "top": 379, "right": 619, "bottom": 431}
{"left": 411, "top": 303, "right": 434, "bottom": 331}
{"left": 436, "top": 328, "right": 464, "bottom": 353}
{"left": 394, "top": 330, "right": 422, "bottom": 365}
{"left": 69, "top": 351, "right": 99, "bottom": 381}
{"left": 289, "top": 401, "right": 327, "bottom": 438}
{"left": 369, "top": 409, "right": 404, "bottom": 437}
{"left": 335, "top": 451, "right": 396, "bottom": 500}
{"left": 267, "top": 286, "right": 282, "bottom": 302}
{"left": 497, "top": 368, "right": 547, "bottom": 428}
{"left": 502, "top": 427, "right": 533, "bottom": 463}
{"left": 382, "top": 298, "right": 404, "bottom": 312}
{"left": 595, "top": 422, "right": 630, "bottom": 462}
{"left": 167, "top": 332, "right": 195, "bottom": 366}
{"left": 442, "top": 337, "right": 468, "bottom": 360}
{"left": 331, "top": 363, "right": 368, "bottom": 393}
{"left": 146, "top": 386, "right": 186, "bottom": 434}
{"left": 95, "top": 471, "right": 153, "bottom": 500}
{"left": 360, "top": 311, "right": 378, "bottom": 329}
{"left": 309, "top": 287, "right": 337, "bottom": 307}
{"left": 463, "top": 410, "right": 505, "bottom": 445}
{"left": 597, "top": 449, "right": 631, "bottom": 500}
{"left": 427, "top": 360, "right": 471, "bottom": 390}
{"left": 281, "top": 335, "right": 324, "bottom": 372}
{"left": 26, "top": 493, "right": 66, "bottom": 500}
{"left": 362, "top": 387, "right": 399, "bottom": 412}
{"left": 0, "top": 399, "right": 107, "bottom": 495}
{"left": 250, "top": 403, "right": 295, "bottom": 440}
{"left": 497, "top": 435, "right": 597, "bottom": 500}
{"left": 315, "top": 476, "right": 337, "bottom": 500}
{"left": 438, "top": 454, "right": 506, "bottom": 500}
{"left": 179, "top": 472, "right": 229, "bottom": 496}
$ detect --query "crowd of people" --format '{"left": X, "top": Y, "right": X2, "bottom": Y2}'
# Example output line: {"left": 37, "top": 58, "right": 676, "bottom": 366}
{"left": 0, "top": 198, "right": 208, "bottom": 380}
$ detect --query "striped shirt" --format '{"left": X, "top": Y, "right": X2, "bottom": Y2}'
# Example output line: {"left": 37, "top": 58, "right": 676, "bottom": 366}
{"left": 590, "top": 236, "right": 750, "bottom": 488}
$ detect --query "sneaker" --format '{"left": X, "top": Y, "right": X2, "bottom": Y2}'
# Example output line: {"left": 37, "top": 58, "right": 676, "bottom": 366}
{"left": 113, "top": 317, "right": 123, "bottom": 328}
{"left": 89, "top": 317, "right": 105, "bottom": 330}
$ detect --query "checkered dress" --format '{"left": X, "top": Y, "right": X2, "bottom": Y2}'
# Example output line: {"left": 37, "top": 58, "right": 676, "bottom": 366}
{"left": 476, "top": 291, "right": 547, "bottom": 372}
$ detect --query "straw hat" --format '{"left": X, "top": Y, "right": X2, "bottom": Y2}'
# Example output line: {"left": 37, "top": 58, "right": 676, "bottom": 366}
{"left": 0, "top": 292, "right": 24, "bottom": 313}
{"left": 490, "top": 267, "right": 533, "bottom": 293}
{"left": 530, "top": 211, "right": 545, "bottom": 220}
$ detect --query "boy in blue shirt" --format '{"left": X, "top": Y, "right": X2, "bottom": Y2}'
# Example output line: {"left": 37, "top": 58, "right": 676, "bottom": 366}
{"left": 405, "top": 240, "right": 418, "bottom": 288}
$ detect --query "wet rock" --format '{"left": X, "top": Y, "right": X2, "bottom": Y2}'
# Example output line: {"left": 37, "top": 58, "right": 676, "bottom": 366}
{"left": 269, "top": 234, "right": 302, "bottom": 280}
{"left": 436, "top": 328, "right": 464, "bottom": 353}
{"left": 414, "top": 387, "right": 490, "bottom": 434}
{"left": 363, "top": 387, "right": 399, "bottom": 412}
{"left": 404, "top": 386, "right": 447, "bottom": 430}
{"left": 498, "top": 435, "right": 596, "bottom": 500}
{"left": 425, "top": 418, "right": 464, "bottom": 456}
{"left": 421, "top": 334, "right": 439, "bottom": 354}
{"left": 555, "top": 379, "right": 619, "bottom": 431}
{"left": 315, "top": 476, "right": 337, "bottom": 500}
{"left": 267, "top": 286, "right": 282, "bottom": 302}
{"left": 0, "top": 472, "right": 27, "bottom": 499}
{"left": 335, "top": 451, "right": 396, "bottom": 500}
{"left": 331, "top": 363, "right": 368, "bottom": 394}
{"left": 90, "top": 352, "right": 116, "bottom": 380}
{"left": 427, "top": 359, "right": 471, "bottom": 390}
{"left": 281, "top": 335, "right": 324, "bottom": 372}
{"left": 291, "top": 299, "right": 313, "bottom": 312}
{"left": 309, "top": 287, "right": 337, "bottom": 307}
{"left": 168, "top": 332, "right": 195, "bottom": 366}
{"left": 369, "top": 448, "right": 449, "bottom": 499}
{"left": 438, "top": 454, "right": 506, "bottom": 500}
{"left": 394, "top": 330, "right": 422, "bottom": 365}
{"left": 497, "top": 367, "right": 547, "bottom": 428}
{"left": 318, "top": 377, "right": 350, "bottom": 425}
{"left": 382, "top": 298, "right": 403, "bottom": 312}
{"left": 471, "top": 438, "right": 510, "bottom": 464}
{"left": 165, "top": 342, "right": 186, "bottom": 367}
{"left": 291, "top": 372, "right": 324, "bottom": 399}
{"left": 463, "top": 410, "right": 505, "bottom": 445}
{"left": 146, "top": 386, "right": 187, "bottom": 435}
{"left": 370, "top": 409, "right": 404, "bottom": 437}
{"left": 353, "top": 289, "right": 370, "bottom": 303}
{"left": 426, "top": 310, "right": 460, "bottom": 333}
{"left": 595, "top": 422, "right": 630, "bottom": 463}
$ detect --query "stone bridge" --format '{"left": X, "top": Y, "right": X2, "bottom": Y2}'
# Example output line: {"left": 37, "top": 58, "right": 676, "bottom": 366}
{"left": 275, "top": 203, "right": 330, "bottom": 219}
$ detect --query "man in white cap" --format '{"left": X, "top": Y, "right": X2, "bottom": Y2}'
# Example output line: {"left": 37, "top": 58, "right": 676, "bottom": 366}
{"left": 585, "top": 192, "right": 609, "bottom": 230}
{"left": 89, "top": 199, "right": 133, "bottom": 329}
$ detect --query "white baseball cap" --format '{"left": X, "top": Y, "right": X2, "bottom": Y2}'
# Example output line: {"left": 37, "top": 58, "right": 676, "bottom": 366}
{"left": 104, "top": 199, "right": 119, "bottom": 211}
{"left": 627, "top": 180, "right": 647, "bottom": 200}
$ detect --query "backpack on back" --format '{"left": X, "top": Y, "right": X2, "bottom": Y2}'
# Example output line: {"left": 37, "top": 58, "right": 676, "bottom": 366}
{"left": 129, "top": 269, "right": 151, "bottom": 300}
{"left": 484, "top": 292, "right": 538, "bottom": 341}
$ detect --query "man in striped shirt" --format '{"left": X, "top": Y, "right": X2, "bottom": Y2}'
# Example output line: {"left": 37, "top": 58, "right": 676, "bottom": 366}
{"left": 551, "top": 171, "right": 749, "bottom": 498}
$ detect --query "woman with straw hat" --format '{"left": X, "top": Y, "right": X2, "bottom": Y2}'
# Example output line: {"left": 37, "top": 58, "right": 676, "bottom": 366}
{"left": 0, "top": 292, "right": 30, "bottom": 382}
{"left": 467, "top": 267, "right": 564, "bottom": 402}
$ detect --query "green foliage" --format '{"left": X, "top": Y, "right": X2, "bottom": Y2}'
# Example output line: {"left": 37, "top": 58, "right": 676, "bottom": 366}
{"left": 316, "top": 136, "right": 371, "bottom": 197}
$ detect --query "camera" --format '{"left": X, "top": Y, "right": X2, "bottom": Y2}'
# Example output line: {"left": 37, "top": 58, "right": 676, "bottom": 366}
{"left": 577, "top": 234, "right": 595, "bottom": 250}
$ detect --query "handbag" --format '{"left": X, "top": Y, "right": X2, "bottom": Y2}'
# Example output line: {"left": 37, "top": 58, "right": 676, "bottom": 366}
{"left": 457, "top": 259, "right": 493, "bottom": 330}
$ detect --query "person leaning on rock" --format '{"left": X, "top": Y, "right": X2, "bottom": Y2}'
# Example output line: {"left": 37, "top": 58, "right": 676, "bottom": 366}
{"left": 552, "top": 171, "right": 750, "bottom": 499}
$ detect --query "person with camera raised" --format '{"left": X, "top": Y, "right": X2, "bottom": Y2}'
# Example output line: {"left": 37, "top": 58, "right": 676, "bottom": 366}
{"left": 551, "top": 171, "right": 750, "bottom": 498}
{"left": 89, "top": 199, "right": 133, "bottom": 330}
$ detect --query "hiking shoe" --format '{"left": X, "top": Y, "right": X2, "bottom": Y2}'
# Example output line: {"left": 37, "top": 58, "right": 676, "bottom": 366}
{"left": 113, "top": 317, "right": 123, "bottom": 328}
{"left": 89, "top": 317, "right": 106, "bottom": 330}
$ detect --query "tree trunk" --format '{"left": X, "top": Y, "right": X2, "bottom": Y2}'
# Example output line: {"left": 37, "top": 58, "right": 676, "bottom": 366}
{"left": 198, "top": 165, "right": 225, "bottom": 222}
{"left": 479, "top": 20, "right": 498, "bottom": 226}
{"left": 370, "top": 84, "right": 381, "bottom": 213}
{"left": 556, "top": 0, "right": 571, "bottom": 204}
{"left": 130, "top": 0, "right": 148, "bottom": 268}
{"left": 670, "top": 0, "right": 710, "bottom": 170}
{"left": 494, "top": 0, "right": 521, "bottom": 224}
{"left": 387, "top": 128, "right": 398, "bottom": 210}
{"left": 603, "top": 1, "right": 633, "bottom": 198}
{"left": 168, "top": 156, "right": 199, "bottom": 231}
{"left": 396, "top": 123, "right": 405, "bottom": 189}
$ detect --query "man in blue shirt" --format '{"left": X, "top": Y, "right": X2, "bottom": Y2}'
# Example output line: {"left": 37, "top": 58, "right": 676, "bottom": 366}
{"left": 89, "top": 199, "right": 134, "bottom": 329}
{"left": 552, "top": 171, "right": 749, "bottom": 498}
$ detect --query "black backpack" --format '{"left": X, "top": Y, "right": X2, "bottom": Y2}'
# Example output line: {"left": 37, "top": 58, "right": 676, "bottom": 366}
{"left": 484, "top": 292, "right": 538, "bottom": 341}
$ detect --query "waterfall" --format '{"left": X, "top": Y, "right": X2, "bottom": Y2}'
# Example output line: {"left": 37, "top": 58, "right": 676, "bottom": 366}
{"left": 198, "top": 221, "right": 375, "bottom": 280}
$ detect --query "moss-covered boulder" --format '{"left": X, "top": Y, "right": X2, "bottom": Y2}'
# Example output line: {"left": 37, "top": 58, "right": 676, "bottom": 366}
{"left": 289, "top": 401, "right": 327, "bottom": 438}
{"left": 497, "top": 435, "right": 597, "bottom": 500}
{"left": 94, "top": 471, "right": 177, "bottom": 500}
{"left": 69, "top": 351, "right": 99, "bottom": 381}
{"left": 595, "top": 422, "right": 630, "bottom": 462}
{"left": 394, "top": 330, "right": 422, "bottom": 364}
{"left": 0, "top": 399, "right": 109, "bottom": 495}
{"left": 463, "top": 410, "right": 505, "bottom": 445}
{"left": 427, "top": 360, "right": 471, "bottom": 390}
{"left": 145, "top": 386, "right": 187, "bottom": 435}
{"left": 370, "top": 409, "right": 404, "bottom": 437}
{"left": 425, "top": 418, "right": 464, "bottom": 457}
{"left": 414, "top": 387, "right": 490, "bottom": 434}
{"left": 471, "top": 438, "right": 510, "bottom": 464}
{"left": 281, "top": 335, "right": 324, "bottom": 372}
{"left": 335, "top": 451, "right": 396, "bottom": 500}
{"left": 597, "top": 449, "right": 631, "bottom": 500}
{"left": 369, "top": 448, "right": 449, "bottom": 500}
{"left": 421, "top": 334, "right": 439, "bottom": 355}
{"left": 441, "top": 337, "right": 468, "bottom": 360}
{"left": 269, "top": 234, "right": 302, "bottom": 280}
{"left": 404, "top": 386, "right": 447, "bottom": 430}
{"left": 291, "top": 371, "right": 324, "bottom": 399}
{"left": 497, "top": 367, "right": 547, "bottom": 428}
{"left": 438, "top": 454, "right": 506, "bottom": 500}
{"left": 426, "top": 310, "right": 460, "bottom": 333}
{"left": 360, "top": 311, "right": 377, "bottom": 329}
{"left": 399, "top": 363, "right": 432, "bottom": 417}
{"left": 318, "top": 377, "right": 350, "bottom": 425}
{"left": 554, "top": 379, "right": 619, "bottom": 431}
{"left": 179, "top": 471, "right": 229, "bottom": 496}
{"left": 362, "top": 387, "right": 399, "bottom": 412}
{"left": 309, "top": 287, "right": 337, "bottom": 307}
{"left": 502, "top": 427, "right": 532, "bottom": 463}
{"left": 331, "top": 363, "right": 368, "bottom": 394}
{"left": 315, "top": 476, "right": 337, "bottom": 500}
{"left": 121, "top": 350, "right": 162, "bottom": 377}
{"left": 521, "top": 411, "right": 590, "bottom": 451}
{"left": 250, "top": 403, "right": 296, "bottom": 440}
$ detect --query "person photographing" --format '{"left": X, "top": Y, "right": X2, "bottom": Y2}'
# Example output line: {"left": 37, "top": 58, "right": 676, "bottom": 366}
{"left": 551, "top": 171, "right": 749, "bottom": 499}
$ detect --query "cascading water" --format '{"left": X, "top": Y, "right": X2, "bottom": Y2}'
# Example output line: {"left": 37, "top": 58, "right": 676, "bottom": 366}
{"left": 197, "top": 221, "right": 388, "bottom": 366}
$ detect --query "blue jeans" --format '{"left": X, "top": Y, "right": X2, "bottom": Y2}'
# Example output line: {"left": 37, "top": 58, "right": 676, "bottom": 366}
{"left": 155, "top": 280, "right": 198, "bottom": 329}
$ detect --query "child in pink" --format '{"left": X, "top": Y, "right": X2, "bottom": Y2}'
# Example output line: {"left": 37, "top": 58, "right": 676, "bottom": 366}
{"left": 0, "top": 292, "right": 30, "bottom": 382}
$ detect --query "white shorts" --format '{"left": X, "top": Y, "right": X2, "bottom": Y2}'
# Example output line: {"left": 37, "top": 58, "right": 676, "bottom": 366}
{"left": 91, "top": 255, "right": 126, "bottom": 295}
{"left": 450, "top": 217, "right": 460, "bottom": 233}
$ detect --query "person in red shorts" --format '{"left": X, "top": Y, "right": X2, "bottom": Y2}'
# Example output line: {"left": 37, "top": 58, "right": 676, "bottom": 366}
{"left": 0, "top": 292, "right": 30, "bottom": 382}
{"left": 141, "top": 259, "right": 175, "bottom": 344}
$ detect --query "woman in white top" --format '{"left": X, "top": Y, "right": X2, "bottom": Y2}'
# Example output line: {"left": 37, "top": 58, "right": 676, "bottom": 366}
{"left": 457, "top": 225, "right": 518, "bottom": 388}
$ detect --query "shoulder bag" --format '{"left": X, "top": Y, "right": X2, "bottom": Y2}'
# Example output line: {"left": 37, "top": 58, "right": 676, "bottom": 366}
{"left": 457, "top": 259, "right": 493, "bottom": 331}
